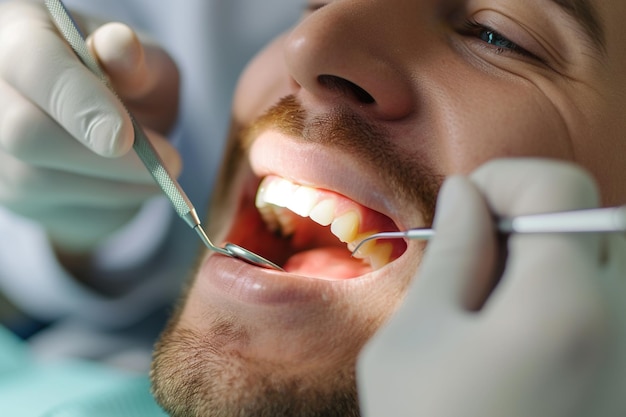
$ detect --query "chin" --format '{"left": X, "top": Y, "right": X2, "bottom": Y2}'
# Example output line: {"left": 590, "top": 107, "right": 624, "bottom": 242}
{"left": 151, "top": 101, "right": 431, "bottom": 417}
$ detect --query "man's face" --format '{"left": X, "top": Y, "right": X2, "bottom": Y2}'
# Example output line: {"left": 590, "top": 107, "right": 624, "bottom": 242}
{"left": 152, "top": 1, "right": 626, "bottom": 415}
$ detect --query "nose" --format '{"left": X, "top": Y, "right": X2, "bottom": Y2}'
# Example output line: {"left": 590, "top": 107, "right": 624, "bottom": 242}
{"left": 284, "top": 3, "right": 415, "bottom": 121}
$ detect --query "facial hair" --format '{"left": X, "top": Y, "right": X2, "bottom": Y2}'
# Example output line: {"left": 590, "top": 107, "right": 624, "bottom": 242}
{"left": 151, "top": 315, "right": 361, "bottom": 417}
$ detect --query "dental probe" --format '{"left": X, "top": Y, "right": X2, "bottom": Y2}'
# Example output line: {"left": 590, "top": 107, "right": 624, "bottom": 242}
{"left": 351, "top": 205, "right": 626, "bottom": 256}
{"left": 45, "top": 0, "right": 283, "bottom": 271}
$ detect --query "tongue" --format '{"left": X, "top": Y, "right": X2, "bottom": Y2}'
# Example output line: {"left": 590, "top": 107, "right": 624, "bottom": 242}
{"left": 283, "top": 247, "right": 372, "bottom": 280}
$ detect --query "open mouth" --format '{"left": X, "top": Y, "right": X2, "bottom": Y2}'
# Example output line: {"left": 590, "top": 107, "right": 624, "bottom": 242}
{"left": 225, "top": 175, "right": 407, "bottom": 280}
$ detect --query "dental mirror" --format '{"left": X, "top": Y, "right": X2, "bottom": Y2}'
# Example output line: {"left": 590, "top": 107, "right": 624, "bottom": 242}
{"left": 45, "top": 0, "right": 284, "bottom": 272}
{"left": 224, "top": 243, "right": 284, "bottom": 271}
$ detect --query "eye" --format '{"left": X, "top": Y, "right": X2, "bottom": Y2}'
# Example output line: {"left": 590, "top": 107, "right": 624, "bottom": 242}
{"left": 462, "top": 19, "right": 542, "bottom": 62}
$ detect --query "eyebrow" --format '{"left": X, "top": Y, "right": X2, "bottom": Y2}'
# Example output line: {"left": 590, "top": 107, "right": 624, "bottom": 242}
{"left": 549, "top": 0, "right": 605, "bottom": 54}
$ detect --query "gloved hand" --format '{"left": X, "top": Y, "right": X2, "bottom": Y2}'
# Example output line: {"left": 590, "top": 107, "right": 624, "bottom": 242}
{"left": 0, "top": 1, "right": 181, "bottom": 253}
{"left": 358, "top": 159, "right": 626, "bottom": 417}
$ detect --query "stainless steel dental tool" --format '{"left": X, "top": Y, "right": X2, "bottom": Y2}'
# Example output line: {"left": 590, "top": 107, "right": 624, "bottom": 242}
{"left": 45, "top": 0, "right": 282, "bottom": 271}
{"left": 352, "top": 205, "right": 626, "bottom": 255}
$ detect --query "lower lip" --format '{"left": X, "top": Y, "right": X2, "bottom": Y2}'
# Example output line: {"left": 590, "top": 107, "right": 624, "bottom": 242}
{"left": 199, "top": 253, "right": 342, "bottom": 305}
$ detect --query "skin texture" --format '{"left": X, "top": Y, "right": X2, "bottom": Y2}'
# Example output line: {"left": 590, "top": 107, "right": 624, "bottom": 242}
{"left": 150, "top": 1, "right": 626, "bottom": 416}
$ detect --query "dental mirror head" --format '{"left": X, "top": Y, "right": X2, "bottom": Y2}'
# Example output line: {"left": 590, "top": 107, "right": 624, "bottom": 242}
{"left": 224, "top": 243, "right": 284, "bottom": 271}
{"left": 194, "top": 226, "right": 283, "bottom": 271}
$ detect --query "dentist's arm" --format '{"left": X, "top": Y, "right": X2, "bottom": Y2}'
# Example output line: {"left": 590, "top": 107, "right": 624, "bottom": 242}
{"left": 0, "top": 0, "right": 181, "bottom": 256}
{"left": 358, "top": 159, "right": 626, "bottom": 417}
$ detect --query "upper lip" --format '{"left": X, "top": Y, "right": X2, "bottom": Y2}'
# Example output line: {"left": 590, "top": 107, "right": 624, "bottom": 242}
{"left": 248, "top": 129, "right": 426, "bottom": 232}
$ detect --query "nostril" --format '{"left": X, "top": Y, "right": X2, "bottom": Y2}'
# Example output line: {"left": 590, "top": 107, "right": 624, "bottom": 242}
{"left": 318, "top": 75, "right": 375, "bottom": 104}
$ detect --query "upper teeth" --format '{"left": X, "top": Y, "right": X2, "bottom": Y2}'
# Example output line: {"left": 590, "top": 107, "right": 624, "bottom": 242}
{"left": 255, "top": 176, "right": 393, "bottom": 269}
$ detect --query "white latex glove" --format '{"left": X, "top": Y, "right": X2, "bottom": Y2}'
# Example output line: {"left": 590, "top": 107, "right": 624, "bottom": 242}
{"left": 0, "top": 1, "right": 181, "bottom": 253}
{"left": 358, "top": 159, "right": 626, "bottom": 417}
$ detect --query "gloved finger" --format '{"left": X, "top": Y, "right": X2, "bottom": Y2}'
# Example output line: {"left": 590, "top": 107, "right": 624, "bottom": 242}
{"left": 0, "top": 152, "right": 160, "bottom": 210}
{"left": 0, "top": 78, "right": 182, "bottom": 180}
{"left": 88, "top": 22, "right": 180, "bottom": 134}
{"left": 88, "top": 23, "right": 152, "bottom": 99}
{"left": 471, "top": 158, "right": 601, "bottom": 271}
{"left": 471, "top": 159, "right": 600, "bottom": 220}
{"left": 0, "top": 2, "right": 133, "bottom": 157}
{"left": 470, "top": 159, "right": 604, "bottom": 321}
{"left": 0, "top": 79, "right": 156, "bottom": 183}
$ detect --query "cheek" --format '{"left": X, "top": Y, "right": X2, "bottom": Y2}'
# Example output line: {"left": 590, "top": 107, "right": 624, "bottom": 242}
{"left": 570, "top": 78, "right": 626, "bottom": 205}
{"left": 232, "top": 34, "right": 293, "bottom": 125}
{"left": 424, "top": 72, "right": 574, "bottom": 174}
{"left": 573, "top": 107, "right": 626, "bottom": 206}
